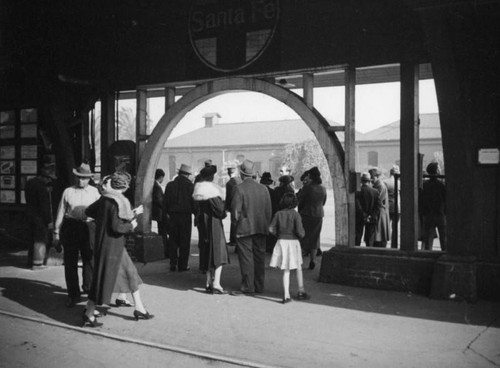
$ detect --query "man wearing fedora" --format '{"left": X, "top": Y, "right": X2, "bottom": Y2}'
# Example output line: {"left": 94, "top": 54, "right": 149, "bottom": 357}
{"left": 355, "top": 172, "right": 380, "bottom": 247}
{"left": 230, "top": 160, "right": 272, "bottom": 294}
{"left": 53, "top": 163, "right": 101, "bottom": 307}
{"left": 163, "top": 164, "right": 195, "bottom": 272}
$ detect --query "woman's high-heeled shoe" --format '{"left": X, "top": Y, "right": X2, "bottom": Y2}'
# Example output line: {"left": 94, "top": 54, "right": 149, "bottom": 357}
{"left": 205, "top": 284, "right": 213, "bottom": 294}
{"left": 133, "top": 310, "right": 154, "bottom": 321}
{"left": 82, "top": 314, "right": 103, "bottom": 328}
{"left": 309, "top": 261, "right": 316, "bottom": 270}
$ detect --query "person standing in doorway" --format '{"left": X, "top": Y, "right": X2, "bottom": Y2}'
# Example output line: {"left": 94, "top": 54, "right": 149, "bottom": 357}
{"left": 420, "top": 162, "right": 446, "bottom": 251}
{"left": 163, "top": 164, "right": 195, "bottom": 272}
{"left": 230, "top": 160, "right": 272, "bottom": 295}
{"left": 152, "top": 168, "right": 168, "bottom": 258}
{"left": 24, "top": 162, "right": 57, "bottom": 270}
{"left": 53, "top": 163, "right": 101, "bottom": 307}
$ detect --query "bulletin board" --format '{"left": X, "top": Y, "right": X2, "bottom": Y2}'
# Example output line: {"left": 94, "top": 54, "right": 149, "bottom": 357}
{"left": 0, "top": 108, "right": 40, "bottom": 205}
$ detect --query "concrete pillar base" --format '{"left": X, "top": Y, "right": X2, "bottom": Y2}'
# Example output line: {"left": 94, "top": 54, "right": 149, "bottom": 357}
{"left": 430, "top": 255, "right": 477, "bottom": 302}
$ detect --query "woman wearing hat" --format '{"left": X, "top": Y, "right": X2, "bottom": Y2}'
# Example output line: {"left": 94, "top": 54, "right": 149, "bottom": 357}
{"left": 297, "top": 167, "right": 327, "bottom": 270}
{"left": 83, "top": 171, "right": 152, "bottom": 327}
{"left": 193, "top": 165, "right": 229, "bottom": 294}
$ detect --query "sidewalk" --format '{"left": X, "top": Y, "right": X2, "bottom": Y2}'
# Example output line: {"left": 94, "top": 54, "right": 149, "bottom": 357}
{"left": 0, "top": 243, "right": 499, "bottom": 368}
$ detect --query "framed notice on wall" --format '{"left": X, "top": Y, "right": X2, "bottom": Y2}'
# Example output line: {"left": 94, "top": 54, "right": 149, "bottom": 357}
{"left": 0, "top": 107, "right": 45, "bottom": 205}
{"left": 0, "top": 175, "right": 16, "bottom": 189}
{"left": 0, "top": 146, "right": 15, "bottom": 160}
{"left": 0, "top": 190, "right": 16, "bottom": 203}
{"left": 0, "top": 110, "right": 15, "bottom": 124}
{"left": 21, "top": 145, "right": 38, "bottom": 159}
{"left": 0, "top": 161, "right": 15, "bottom": 174}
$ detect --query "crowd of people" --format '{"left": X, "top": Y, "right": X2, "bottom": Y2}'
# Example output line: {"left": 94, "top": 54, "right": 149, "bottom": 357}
{"left": 23, "top": 157, "right": 446, "bottom": 328}
{"left": 355, "top": 163, "right": 446, "bottom": 250}
{"left": 152, "top": 160, "right": 324, "bottom": 302}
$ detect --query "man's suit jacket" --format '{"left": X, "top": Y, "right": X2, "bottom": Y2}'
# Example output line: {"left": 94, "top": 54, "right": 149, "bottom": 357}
{"left": 230, "top": 178, "right": 272, "bottom": 238}
{"left": 225, "top": 176, "right": 242, "bottom": 211}
{"left": 152, "top": 181, "right": 164, "bottom": 222}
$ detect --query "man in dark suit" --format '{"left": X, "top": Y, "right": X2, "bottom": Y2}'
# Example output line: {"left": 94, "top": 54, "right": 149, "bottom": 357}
{"left": 355, "top": 172, "right": 380, "bottom": 247}
{"left": 163, "top": 164, "right": 194, "bottom": 272}
{"left": 225, "top": 166, "right": 242, "bottom": 246}
{"left": 230, "top": 160, "right": 272, "bottom": 294}
{"left": 152, "top": 168, "right": 168, "bottom": 258}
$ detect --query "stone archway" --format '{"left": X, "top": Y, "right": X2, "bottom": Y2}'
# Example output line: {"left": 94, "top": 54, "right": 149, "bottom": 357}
{"left": 135, "top": 77, "right": 348, "bottom": 246}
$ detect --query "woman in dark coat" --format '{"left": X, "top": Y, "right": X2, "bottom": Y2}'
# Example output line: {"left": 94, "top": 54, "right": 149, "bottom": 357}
{"left": 369, "top": 167, "right": 391, "bottom": 248}
{"left": 193, "top": 165, "right": 229, "bottom": 294}
{"left": 298, "top": 167, "right": 327, "bottom": 270}
{"left": 83, "top": 171, "right": 153, "bottom": 327}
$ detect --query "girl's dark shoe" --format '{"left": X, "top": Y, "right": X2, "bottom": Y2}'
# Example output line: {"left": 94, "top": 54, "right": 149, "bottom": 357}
{"left": 115, "top": 298, "right": 133, "bottom": 307}
{"left": 82, "top": 314, "right": 103, "bottom": 328}
{"left": 205, "top": 285, "right": 213, "bottom": 294}
{"left": 282, "top": 298, "right": 292, "bottom": 304}
{"left": 309, "top": 261, "right": 315, "bottom": 270}
{"left": 133, "top": 310, "right": 154, "bottom": 321}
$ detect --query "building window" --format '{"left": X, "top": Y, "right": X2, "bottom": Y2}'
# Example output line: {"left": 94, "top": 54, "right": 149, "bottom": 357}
{"left": 368, "top": 151, "right": 378, "bottom": 167}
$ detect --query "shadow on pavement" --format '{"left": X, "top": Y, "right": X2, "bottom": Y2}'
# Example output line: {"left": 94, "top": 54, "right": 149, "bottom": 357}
{"left": 0, "top": 277, "right": 88, "bottom": 327}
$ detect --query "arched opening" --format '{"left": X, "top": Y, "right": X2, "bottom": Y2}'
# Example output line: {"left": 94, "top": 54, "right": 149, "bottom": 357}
{"left": 135, "top": 77, "right": 348, "bottom": 246}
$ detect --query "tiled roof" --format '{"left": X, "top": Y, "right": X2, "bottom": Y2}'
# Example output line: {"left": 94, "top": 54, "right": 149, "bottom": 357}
{"left": 357, "top": 113, "right": 441, "bottom": 141}
{"left": 165, "top": 119, "right": 343, "bottom": 148}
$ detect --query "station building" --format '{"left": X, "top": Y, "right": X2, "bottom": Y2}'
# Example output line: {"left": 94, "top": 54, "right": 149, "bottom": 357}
{"left": 1, "top": 1, "right": 498, "bottom": 301}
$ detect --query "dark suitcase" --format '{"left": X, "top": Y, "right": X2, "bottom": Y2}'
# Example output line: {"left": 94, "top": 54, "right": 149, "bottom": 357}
{"left": 134, "top": 232, "right": 165, "bottom": 264}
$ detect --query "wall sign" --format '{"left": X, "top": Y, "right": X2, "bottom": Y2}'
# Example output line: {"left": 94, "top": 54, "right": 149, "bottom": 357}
{"left": 478, "top": 148, "right": 500, "bottom": 165}
{"left": 189, "top": 0, "right": 279, "bottom": 72}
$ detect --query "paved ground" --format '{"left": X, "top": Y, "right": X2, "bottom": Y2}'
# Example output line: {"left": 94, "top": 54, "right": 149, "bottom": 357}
{"left": 0, "top": 241, "right": 499, "bottom": 368}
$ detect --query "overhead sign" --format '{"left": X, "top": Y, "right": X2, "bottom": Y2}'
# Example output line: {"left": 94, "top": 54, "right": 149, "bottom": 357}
{"left": 189, "top": 0, "right": 279, "bottom": 72}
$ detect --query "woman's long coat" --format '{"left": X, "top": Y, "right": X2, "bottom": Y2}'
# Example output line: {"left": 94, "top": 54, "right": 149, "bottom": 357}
{"left": 372, "top": 179, "right": 391, "bottom": 242}
{"left": 298, "top": 183, "right": 327, "bottom": 251}
{"left": 86, "top": 197, "right": 137, "bottom": 305}
{"left": 193, "top": 182, "right": 229, "bottom": 272}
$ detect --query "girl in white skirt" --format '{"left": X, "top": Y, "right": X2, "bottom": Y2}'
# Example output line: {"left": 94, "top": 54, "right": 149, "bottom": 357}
{"left": 269, "top": 192, "right": 311, "bottom": 304}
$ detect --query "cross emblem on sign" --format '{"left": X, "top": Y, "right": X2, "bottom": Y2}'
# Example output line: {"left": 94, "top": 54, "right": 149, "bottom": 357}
{"left": 189, "top": 0, "right": 280, "bottom": 72}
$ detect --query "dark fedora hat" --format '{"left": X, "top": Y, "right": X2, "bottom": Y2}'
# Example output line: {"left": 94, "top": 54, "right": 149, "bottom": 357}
{"left": 239, "top": 159, "right": 255, "bottom": 177}
{"left": 72, "top": 163, "right": 93, "bottom": 177}
{"left": 260, "top": 172, "right": 274, "bottom": 185}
